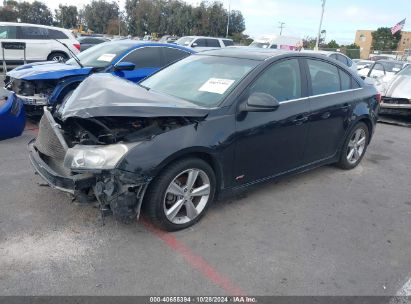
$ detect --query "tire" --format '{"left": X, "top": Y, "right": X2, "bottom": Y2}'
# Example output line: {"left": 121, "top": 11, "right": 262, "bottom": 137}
{"left": 144, "top": 158, "right": 216, "bottom": 231}
{"left": 337, "top": 122, "right": 369, "bottom": 170}
{"left": 47, "top": 52, "right": 68, "bottom": 62}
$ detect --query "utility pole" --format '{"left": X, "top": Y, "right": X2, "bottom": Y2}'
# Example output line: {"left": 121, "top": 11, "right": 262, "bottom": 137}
{"left": 278, "top": 22, "right": 285, "bottom": 36}
{"left": 226, "top": 0, "right": 231, "bottom": 38}
{"left": 118, "top": 0, "right": 121, "bottom": 36}
{"left": 315, "top": 0, "right": 326, "bottom": 51}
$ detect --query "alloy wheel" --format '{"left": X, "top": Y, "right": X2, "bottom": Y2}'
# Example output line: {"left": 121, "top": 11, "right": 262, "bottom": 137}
{"left": 163, "top": 168, "right": 211, "bottom": 224}
{"left": 346, "top": 128, "right": 366, "bottom": 164}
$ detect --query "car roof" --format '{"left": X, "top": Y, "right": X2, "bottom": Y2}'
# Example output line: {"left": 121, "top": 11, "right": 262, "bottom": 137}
{"left": 375, "top": 59, "right": 407, "bottom": 65}
{"left": 180, "top": 36, "right": 233, "bottom": 40}
{"left": 301, "top": 50, "right": 346, "bottom": 57}
{"left": 100, "top": 39, "right": 195, "bottom": 52}
{"left": 198, "top": 47, "right": 293, "bottom": 61}
{"left": 0, "top": 21, "right": 68, "bottom": 31}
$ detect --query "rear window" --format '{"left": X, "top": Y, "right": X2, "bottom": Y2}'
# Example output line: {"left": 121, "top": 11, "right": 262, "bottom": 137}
{"left": 48, "top": 29, "right": 68, "bottom": 39}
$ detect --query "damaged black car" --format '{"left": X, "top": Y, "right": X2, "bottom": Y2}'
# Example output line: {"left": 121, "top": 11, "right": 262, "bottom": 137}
{"left": 28, "top": 49, "right": 379, "bottom": 231}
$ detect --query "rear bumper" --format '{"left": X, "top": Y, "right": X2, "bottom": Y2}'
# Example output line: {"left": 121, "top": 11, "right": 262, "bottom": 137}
{"left": 28, "top": 139, "right": 95, "bottom": 194}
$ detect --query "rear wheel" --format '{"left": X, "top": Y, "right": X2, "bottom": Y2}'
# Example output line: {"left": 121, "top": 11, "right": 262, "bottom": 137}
{"left": 337, "top": 122, "right": 369, "bottom": 170}
{"left": 144, "top": 158, "right": 216, "bottom": 231}
{"left": 47, "top": 52, "right": 68, "bottom": 62}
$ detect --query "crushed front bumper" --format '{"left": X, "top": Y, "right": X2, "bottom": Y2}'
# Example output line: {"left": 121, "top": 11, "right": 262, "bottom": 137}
{"left": 28, "top": 139, "right": 95, "bottom": 194}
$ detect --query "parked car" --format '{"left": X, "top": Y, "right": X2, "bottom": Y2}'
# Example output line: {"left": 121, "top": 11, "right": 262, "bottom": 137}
{"left": 28, "top": 48, "right": 379, "bottom": 231}
{"left": 175, "top": 36, "right": 234, "bottom": 50}
{"left": 159, "top": 35, "right": 179, "bottom": 43}
{"left": 0, "top": 22, "right": 80, "bottom": 64}
{"left": 77, "top": 36, "right": 110, "bottom": 51}
{"left": 249, "top": 34, "right": 302, "bottom": 50}
{"left": 4, "top": 40, "right": 195, "bottom": 113}
{"left": 303, "top": 50, "right": 357, "bottom": 73}
{"left": 354, "top": 59, "right": 373, "bottom": 70}
{"left": 380, "top": 65, "right": 411, "bottom": 115}
{"left": 358, "top": 60, "right": 411, "bottom": 93}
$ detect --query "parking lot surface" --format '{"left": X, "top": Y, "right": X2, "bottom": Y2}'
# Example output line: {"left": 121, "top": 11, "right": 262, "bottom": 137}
{"left": 0, "top": 121, "right": 411, "bottom": 296}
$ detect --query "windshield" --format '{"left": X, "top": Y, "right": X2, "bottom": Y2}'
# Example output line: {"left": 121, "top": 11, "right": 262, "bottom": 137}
{"left": 141, "top": 55, "right": 259, "bottom": 108}
{"left": 397, "top": 65, "right": 411, "bottom": 76}
{"left": 66, "top": 43, "right": 131, "bottom": 68}
{"left": 249, "top": 42, "right": 270, "bottom": 48}
{"left": 176, "top": 37, "right": 194, "bottom": 46}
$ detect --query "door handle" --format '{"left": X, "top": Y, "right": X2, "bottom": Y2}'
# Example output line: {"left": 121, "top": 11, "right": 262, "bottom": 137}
{"left": 341, "top": 103, "right": 350, "bottom": 112}
{"left": 293, "top": 115, "right": 308, "bottom": 125}
{"left": 321, "top": 112, "right": 331, "bottom": 119}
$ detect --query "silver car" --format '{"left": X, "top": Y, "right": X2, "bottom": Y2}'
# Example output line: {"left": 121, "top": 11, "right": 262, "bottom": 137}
{"left": 380, "top": 65, "right": 411, "bottom": 115}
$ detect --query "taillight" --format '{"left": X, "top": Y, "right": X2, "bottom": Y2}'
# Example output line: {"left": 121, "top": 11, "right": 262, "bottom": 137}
{"left": 73, "top": 43, "right": 80, "bottom": 51}
{"left": 375, "top": 93, "right": 382, "bottom": 103}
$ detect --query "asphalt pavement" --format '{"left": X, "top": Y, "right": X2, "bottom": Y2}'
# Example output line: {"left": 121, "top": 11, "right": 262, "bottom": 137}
{"left": 0, "top": 120, "right": 410, "bottom": 297}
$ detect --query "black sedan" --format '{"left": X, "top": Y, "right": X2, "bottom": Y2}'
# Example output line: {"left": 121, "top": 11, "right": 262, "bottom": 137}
{"left": 28, "top": 48, "right": 380, "bottom": 231}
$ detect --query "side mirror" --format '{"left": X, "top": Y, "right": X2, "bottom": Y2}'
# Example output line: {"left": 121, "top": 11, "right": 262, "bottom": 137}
{"left": 192, "top": 42, "right": 198, "bottom": 47}
{"left": 114, "top": 61, "right": 135, "bottom": 71}
{"left": 240, "top": 92, "right": 280, "bottom": 112}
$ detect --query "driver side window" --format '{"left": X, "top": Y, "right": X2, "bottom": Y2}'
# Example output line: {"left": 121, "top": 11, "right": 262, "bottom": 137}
{"left": 248, "top": 59, "right": 302, "bottom": 102}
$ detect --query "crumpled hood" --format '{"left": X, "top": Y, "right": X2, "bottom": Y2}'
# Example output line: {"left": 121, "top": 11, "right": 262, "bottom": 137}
{"left": 385, "top": 75, "right": 411, "bottom": 99}
{"left": 6, "top": 61, "right": 93, "bottom": 80}
{"left": 59, "top": 74, "right": 210, "bottom": 120}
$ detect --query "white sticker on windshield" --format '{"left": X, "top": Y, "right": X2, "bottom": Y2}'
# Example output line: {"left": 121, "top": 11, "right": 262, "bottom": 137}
{"left": 199, "top": 78, "right": 235, "bottom": 94}
{"left": 97, "top": 53, "right": 116, "bottom": 62}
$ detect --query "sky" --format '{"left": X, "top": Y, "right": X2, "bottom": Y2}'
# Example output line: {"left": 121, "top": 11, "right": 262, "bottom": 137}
{"left": 40, "top": 0, "right": 411, "bottom": 44}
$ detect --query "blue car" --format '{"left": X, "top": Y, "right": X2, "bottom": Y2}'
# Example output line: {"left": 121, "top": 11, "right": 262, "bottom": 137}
{"left": 4, "top": 40, "right": 195, "bottom": 113}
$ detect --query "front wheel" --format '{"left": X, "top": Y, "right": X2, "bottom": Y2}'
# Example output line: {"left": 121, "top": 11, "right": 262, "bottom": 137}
{"left": 337, "top": 122, "right": 369, "bottom": 170}
{"left": 144, "top": 158, "right": 216, "bottom": 231}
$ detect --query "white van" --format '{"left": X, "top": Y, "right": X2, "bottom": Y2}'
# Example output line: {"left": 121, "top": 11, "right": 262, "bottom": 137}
{"left": 249, "top": 35, "right": 302, "bottom": 51}
{"left": 0, "top": 22, "right": 80, "bottom": 64}
{"left": 176, "top": 36, "right": 234, "bottom": 51}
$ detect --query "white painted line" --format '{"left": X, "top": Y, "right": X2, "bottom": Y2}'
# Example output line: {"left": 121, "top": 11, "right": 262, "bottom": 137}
{"left": 397, "top": 276, "right": 411, "bottom": 296}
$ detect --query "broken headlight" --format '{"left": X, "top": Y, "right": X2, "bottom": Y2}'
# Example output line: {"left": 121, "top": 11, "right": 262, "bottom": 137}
{"left": 64, "top": 143, "right": 138, "bottom": 170}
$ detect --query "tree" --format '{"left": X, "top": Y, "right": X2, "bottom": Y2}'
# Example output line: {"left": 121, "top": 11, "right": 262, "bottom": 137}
{"left": 17, "top": 1, "right": 53, "bottom": 25}
{"left": 228, "top": 10, "right": 245, "bottom": 35}
{"left": 84, "top": 0, "right": 119, "bottom": 34}
{"left": 345, "top": 43, "right": 360, "bottom": 49}
{"left": 0, "top": 0, "right": 19, "bottom": 22}
{"left": 55, "top": 5, "right": 78, "bottom": 28}
{"left": 372, "top": 27, "right": 401, "bottom": 51}
{"left": 327, "top": 39, "right": 339, "bottom": 49}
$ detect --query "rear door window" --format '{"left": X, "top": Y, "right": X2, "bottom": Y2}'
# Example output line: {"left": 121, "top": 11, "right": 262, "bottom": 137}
{"left": 307, "top": 59, "right": 340, "bottom": 95}
{"left": 18, "top": 26, "right": 48, "bottom": 39}
{"left": 339, "top": 70, "right": 351, "bottom": 90}
{"left": 206, "top": 39, "right": 220, "bottom": 47}
{"left": 248, "top": 58, "right": 302, "bottom": 102}
{"left": 162, "top": 48, "right": 190, "bottom": 66}
{"left": 0, "top": 26, "right": 17, "bottom": 39}
{"left": 222, "top": 39, "right": 234, "bottom": 46}
{"left": 121, "top": 47, "right": 162, "bottom": 69}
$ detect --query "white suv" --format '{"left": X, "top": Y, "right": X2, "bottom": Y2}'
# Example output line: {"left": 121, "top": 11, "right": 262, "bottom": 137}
{"left": 0, "top": 22, "right": 80, "bottom": 64}
{"left": 175, "top": 36, "right": 234, "bottom": 51}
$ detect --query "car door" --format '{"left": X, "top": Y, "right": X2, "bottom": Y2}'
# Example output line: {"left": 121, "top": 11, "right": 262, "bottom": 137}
{"left": 113, "top": 47, "right": 162, "bottom": 82}
{"left": 0, "top": 25, "right": 19, "bottom": 61}
{"left": 17, "top": 26, "right": 50, "bottom": 61}
{"left": 233, "top": 58, "right": 310, "bottom": 185}
{"left": 303, "top": 58, "right": 356, "bottom": 163}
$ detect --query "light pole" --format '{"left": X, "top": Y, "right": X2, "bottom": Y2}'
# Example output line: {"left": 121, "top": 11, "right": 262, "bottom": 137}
{"left": 315, "top": 0, "right": 326, "bottom": 50}
{"left": 118, "top": 0, "right": 121, "bottom": 36}
{"left": 278, "top": 22, "right": 285, "bottom": 36}
{"left": 226, "top": 0, "right": 231, "bottom": 38}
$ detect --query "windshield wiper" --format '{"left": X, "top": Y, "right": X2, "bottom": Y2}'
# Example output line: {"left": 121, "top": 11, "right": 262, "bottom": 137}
{"left": 138, "top": 83, "right": 150, "bottom": 91}
{"left": 54, "top": 39, "right": 83, "bottom": 68}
